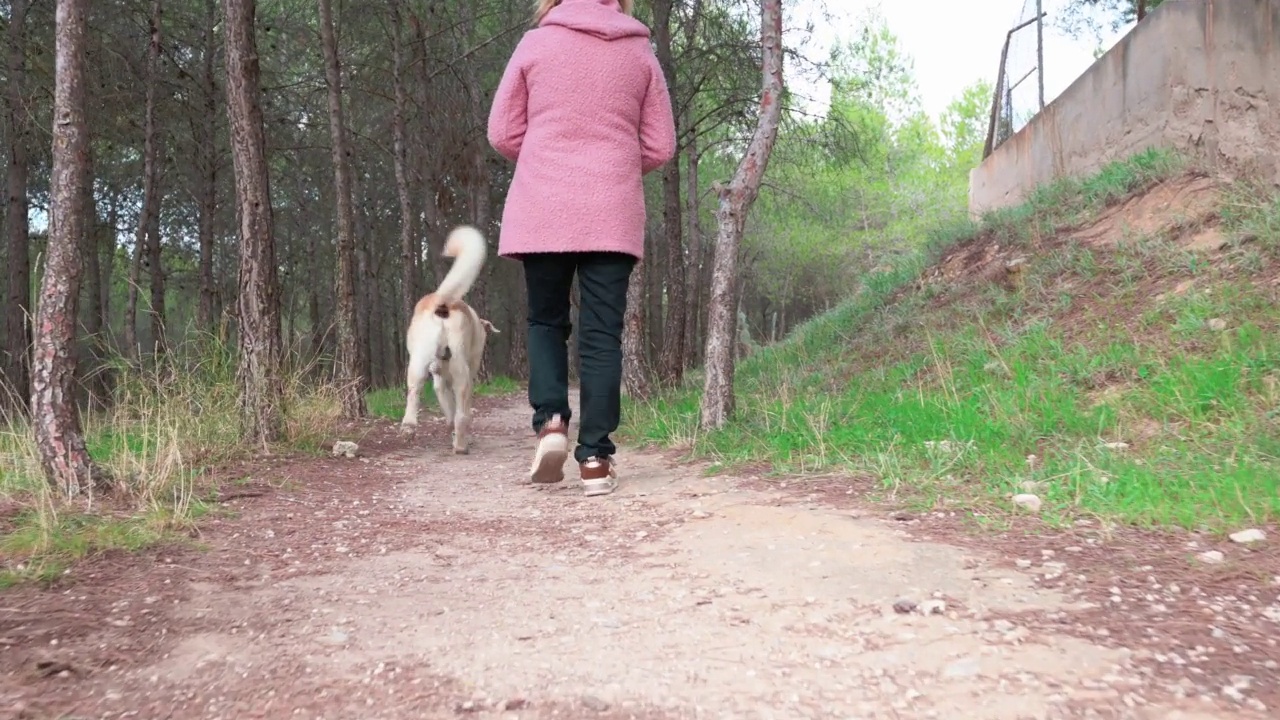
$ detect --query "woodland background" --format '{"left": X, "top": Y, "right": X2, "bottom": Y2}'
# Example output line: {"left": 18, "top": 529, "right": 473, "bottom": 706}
{"left": 0, "top": 0, "right": 989, "bottom": 417}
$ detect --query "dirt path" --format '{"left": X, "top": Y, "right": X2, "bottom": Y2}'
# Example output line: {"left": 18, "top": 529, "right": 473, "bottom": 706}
{"left": 2, "top": 392, "right": 1274, "bottom": 719}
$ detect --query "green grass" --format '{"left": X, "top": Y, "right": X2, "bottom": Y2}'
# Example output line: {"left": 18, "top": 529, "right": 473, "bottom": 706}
{"left": 365, "top": 375, "right": 522, "bottom": 421}
{"left": 625, "top": 148, "right": 1280, "bottom": 531}
{"left": 0, "top": 507, "right": 193, "bottom": 589}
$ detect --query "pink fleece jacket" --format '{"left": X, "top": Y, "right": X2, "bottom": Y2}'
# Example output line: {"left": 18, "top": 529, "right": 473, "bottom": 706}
{"left": 487, "top": 0, "right": 677, "bottom": 260}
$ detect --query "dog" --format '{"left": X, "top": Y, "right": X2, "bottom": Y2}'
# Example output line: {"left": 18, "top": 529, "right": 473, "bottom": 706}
{"left": 400, "top": 225, "right": 494, "bottom": 454}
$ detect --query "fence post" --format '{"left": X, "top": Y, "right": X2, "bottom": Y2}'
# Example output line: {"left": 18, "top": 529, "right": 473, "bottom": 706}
{"left": 1036, "top": 0, "right": 1045, "bottom": 109}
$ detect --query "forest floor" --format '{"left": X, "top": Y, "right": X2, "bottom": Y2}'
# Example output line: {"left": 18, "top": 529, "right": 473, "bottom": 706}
{"left": 2, "top": 389, "right": 1277, "bottom": 720}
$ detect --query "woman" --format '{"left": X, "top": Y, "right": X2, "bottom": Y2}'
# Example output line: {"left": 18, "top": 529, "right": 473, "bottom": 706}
{"left": 488, "top": 0, "right": 676, "bottom": 496}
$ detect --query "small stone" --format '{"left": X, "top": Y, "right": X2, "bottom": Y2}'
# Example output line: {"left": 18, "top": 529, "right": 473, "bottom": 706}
{"left": 1207, "top": 318, "right": 1227, "bottom": 331}
{"left": 919, "top": 599, "right": 947, "bottom": 616}
{"left": 503, "top": 698, "right": 529, "bottom": 711}
{"left": 689, "top": 510, "right": 712, "bottom": 520}
{"left": 1015, "top": 559, "right": 1033, "bottom": 569}
{"left": 582, "top": 695, "right": 609, "bottom": 712}
{"left": 331, "top": 440, "right": 359, "bottom": 458}
{"left": 1229, "top": 529, "right": 1266, "bottom": 544}
{"left": 1012, "top": 494, "right": 1042, "bottom": 512}
{"left": 1102, "top": 441, "right": 1130, "bottom": 451}
{"left": 893, "top": 598, "right": 918, "bottom": 614}
{"left": 1197, "top": 550, "right": 1225, "bottom": 564}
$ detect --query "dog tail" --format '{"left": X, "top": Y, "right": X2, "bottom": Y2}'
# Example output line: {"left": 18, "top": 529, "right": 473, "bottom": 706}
{"left": 434, "top": 225, "right": 487, "bottom": 305}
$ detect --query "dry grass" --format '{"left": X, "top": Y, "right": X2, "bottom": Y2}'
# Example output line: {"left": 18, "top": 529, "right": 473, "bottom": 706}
{"left": 0, "top": 334, "right": 346, "bottom": 587}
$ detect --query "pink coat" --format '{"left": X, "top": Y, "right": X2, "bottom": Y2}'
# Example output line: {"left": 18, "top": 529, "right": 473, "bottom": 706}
{"left": 487, "top": 0, "right": 677, "bottom": 260}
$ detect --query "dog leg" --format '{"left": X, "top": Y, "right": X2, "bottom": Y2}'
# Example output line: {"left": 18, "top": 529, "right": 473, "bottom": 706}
{"left": 449, "top": 361, "right": 474, "bottom": 455}
{"left": 433, "top": 371, "right": 456, "bottom": 431}
{"left": 401, "top": 350, "right": 430, "bottom": 431}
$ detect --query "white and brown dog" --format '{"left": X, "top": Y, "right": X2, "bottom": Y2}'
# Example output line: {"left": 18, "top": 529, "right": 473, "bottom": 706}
{"left": 400, "top": 225, "right": 496, "bottom": 454}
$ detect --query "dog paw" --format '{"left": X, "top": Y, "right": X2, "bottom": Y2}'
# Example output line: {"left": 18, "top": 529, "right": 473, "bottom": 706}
{"left": 398, "top": 422, "right": 417, "bottom": 436}
{"left": 453, "top": 446, "right": 469, "bottom": 455}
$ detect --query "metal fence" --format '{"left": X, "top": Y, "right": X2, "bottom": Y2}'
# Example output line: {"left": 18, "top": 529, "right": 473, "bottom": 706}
{"left": 983, "top": 0, "right": 1047, "bottom": 158}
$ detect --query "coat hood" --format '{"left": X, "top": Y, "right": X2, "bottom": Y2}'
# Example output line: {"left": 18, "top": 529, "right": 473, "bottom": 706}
{"left": 539, "top": 0, "right": 651, "bottom": 41}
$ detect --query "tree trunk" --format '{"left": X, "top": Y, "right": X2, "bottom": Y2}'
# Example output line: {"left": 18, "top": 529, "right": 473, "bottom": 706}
{"left": 652, "top": 0, "right": 685, "bottom": 386}
{"left": 462, "top": 35, "right": 494, "bottom": 380}
{"left": 389, "top": 0, "right": 418, "bottom": 331}
{"left": 123, "top": 216, "right": 144, "bottom": 358}
{"left": 97, "top": 191, "right": 119, "bottom": 396}
{"left": 350, "top": 161, "right": 374, "bottom": 389}
{"left": 81, "top": 145, "right": 107, "bottom": 405}
{"left": 144, "top": 0, "right": 167, "bottom": 355}
{"left": 645, "top": 228, "right": 663, "bottom": 359}
{"left": 506, "top": 262, "right": 528, "bottom": 379}
{"left": 223, "top": 0, "right": 285, "bottom": 446}
{"left": 318, "top": 0, "right": 365, "bottom": 417}
{"left": 196, "top": 0, "right": 219, "bottom": 331}
{"left": 681, "top": 124, "right": 702, "bottom": 372}
{"left": 33, "top": 0, "right": 95, "bottom": 494}
{"left": 302, "top": 176, "right": 325, "bottom": 360}
{"left": 700, "top": 0, "right": 784, "bottom": 430}
{"left": 408, "top": 14, "right": 444, "bottom": 287}
{"left": 123, "top": 0, "right": 165, "bottom": 360}
{"left": 4, "top": 0, "right": 32, "bottom": 408}
{"left": 622, "top": 258, "right": 652, "bottom": 400}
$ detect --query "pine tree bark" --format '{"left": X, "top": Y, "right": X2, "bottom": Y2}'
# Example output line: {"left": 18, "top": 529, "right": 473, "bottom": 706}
{"left": 463, "top": 33, "right": 492, "bottom": 336}
{"left": 100, "top": 188, "right": 118, "bottom": 339}
{"left": 196, "top": 0, "right": 220, "bottom": 330}
{"left": 318, "top": 0, "right": 364, "bottom": 417}
{"left": 700, "top": 0, "right": 784, "bottom": 430}
{"left": 33, "top": 0, "right": 95, "bottom": 494}
{"left": 350, "top": 160, "right": 374, "bottom": 390}
{"left": 622, "top": 259, "right": 652, "bottom": 400}
{"left": 408, "top": 15, "right": 443, "bottom": 287}
{"left": 145, "top": 0, "right": 166, "bottom": 354}
{"left": 81, "top": 145, "right": 108, "bottom": 405}
{"left": 4, "top": 0, "right": 32, "bottom": 408}
{"left": 681, "top": 122, "right": 702, "bottom": 371}
{"left": 223, "top": 0, "right": 285, "bottom": 445}
{"left": 389, "top": 0, "right": 418, "bottom": 329}
{"left": 652, "top": 0, "right": 685, "bottom": 386}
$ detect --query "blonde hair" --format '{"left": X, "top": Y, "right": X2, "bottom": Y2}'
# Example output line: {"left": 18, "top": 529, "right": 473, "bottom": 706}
{"left": 533, "top": 0, "right": 633, "bottom": 25}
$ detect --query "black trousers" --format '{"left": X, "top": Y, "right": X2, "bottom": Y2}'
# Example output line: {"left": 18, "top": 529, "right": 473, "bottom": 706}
{"left": 522, "top": 251, "right": 635, "bottom": 463}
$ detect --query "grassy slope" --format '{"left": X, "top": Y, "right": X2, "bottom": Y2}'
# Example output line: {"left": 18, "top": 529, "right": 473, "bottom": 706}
{"left": 625, "top": 149, "right": 1280, "bottom": 531}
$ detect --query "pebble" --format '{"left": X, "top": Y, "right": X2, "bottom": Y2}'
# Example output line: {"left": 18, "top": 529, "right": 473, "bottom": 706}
{"left": 919, "top": 599, "right": 947, "bottom": 616}
{"left": 892, "top": 599, "right": 918, "bottom": 614}
{"left": 1197, "top": 550, "right": 1225, "bottom": 565}
{"left": 1229, "top": 529, "right": 1266, "bottom": 544}
{"left": 331, "top": 441, "right": 360, "bottom": 458}
{"left": 1011, "top": 494, "right": 1042, "bottom": 513}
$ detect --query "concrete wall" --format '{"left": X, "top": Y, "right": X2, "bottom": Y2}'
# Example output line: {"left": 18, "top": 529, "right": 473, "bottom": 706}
{"left": 969, "top": 0, "right": 1280, "bottom": 215}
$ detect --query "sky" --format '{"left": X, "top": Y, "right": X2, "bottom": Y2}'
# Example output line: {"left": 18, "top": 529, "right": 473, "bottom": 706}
{"left": 787, "top": 0, "right": 1132, "bottom": 121}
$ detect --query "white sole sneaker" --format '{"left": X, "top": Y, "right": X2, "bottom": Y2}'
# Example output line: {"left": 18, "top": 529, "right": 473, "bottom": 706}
{"left": 529, "top": 417, "right": 569, "bottom": 484}
{"left": 580, "top": 457, "right": 618, "bottom": 497}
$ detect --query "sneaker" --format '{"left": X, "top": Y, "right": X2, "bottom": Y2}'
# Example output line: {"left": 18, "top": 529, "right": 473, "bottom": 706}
{"left": 529, "top": 414, "right": 568, "bottom": 484}
{"left": 579, "top": 456, "right": 618, "bottom": 497}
